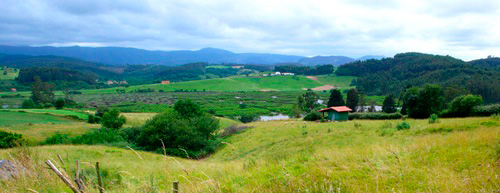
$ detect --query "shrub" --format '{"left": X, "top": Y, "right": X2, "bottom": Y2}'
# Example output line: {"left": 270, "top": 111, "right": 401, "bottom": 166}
{"left": 471, "top": 104, "right": 500, "bottom": 116}
{"left": 428, "top": 113, "right": 440, "bottom": 124}
{"left": 0, "top": 131, "right": 23, "bottom": 148}
{"left": 239, "top": 114, "right": 260, "bottom": 123}
{"left": 303, "top": 111, "right": 322, "bottom": 121}
{"left": 43, "top": 133, "right": 71, "bottom": 145}
{"left": 447, "top": 94, "right": 483, "bottom": 117}
{"left": 174, "top": 99, "right": 202, "bottom": 118}
{"left": 101, "top": 109, "right": 127, "bottom": 130}
{"left": 54, "top": 98, "right": 65, "bottom": 109}
{"left": 136, "top": 110, "right": 220, "bottom": 158}
{"left": 396, "top": 122, "right": 410, "bottom": 130}
{"left": 21, "top": 99, "right": 36, "bottom": 109}
{"left": 71, "top": 129, "right": 128, "bottom": 147}
{"left": 349, "top": 113, "right": 402, "bottom": 120}
{"left": 95, "top": 106, "right": 110, "bottom": 118}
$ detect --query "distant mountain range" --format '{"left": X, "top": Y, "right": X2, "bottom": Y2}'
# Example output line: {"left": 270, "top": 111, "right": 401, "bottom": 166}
{"left": 0, "top": 45, "right": 383, "bottom": 66}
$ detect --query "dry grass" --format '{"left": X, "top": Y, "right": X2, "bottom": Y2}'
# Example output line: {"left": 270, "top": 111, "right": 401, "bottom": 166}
{"left": 0, "top": 117, "right": 498, "bottom": 192}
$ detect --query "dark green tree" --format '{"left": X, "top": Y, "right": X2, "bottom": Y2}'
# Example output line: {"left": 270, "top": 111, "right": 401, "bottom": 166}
{"left": 3, "top": 70, "right": 7, "bottom": 75}
{"left": 174, "top": 99, "right": 203, "bottom": 118}
{"left": 21, "top": 99, "right": 36, "bottom": 109}
{"left": 448, "top": 94, "right": 483, "bottom": 116}
{"left": 30, "top": 76, "right": 55, "bottom": 105}
{"left": 346, "top": 89, "right": 359, "bottom": 112}
{"left": 101, "top": 109, "right": 127, "bottom": 130}
{"left": 54, "top": 98, "right": 65, "bottom": 109}
{"left": 405, "top": 84, "right": 445, "bottom": 118}
{"left": 327, "top": 89, "right": 345, "bottom": 107}
{"left": 297, "top": 89, "right": 320, "bottom": 113}
{"left": 382, "top": 95, "right": 397, "bottom": 113}
{"left": 358, "top": 93, "right": 366, "bottom": 112}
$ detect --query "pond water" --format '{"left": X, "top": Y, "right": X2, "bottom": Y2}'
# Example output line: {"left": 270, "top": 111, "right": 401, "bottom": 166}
{"left": 259, "top": 114, "right": 290, "bottom": 121}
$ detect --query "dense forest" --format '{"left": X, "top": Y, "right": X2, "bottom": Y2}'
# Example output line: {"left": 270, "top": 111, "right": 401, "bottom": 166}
{"left": 274, "top": 64, "right": 334, "bottom": 75}
{"left": 337, "top": 53, "right": 500, "bottom": 103}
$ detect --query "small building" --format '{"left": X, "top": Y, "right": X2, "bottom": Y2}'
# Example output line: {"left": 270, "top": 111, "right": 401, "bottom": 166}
{"left": 10, "top": 88, "right": 16, "bottom": 92}
{"left": 161, "top": 80, "right": 170, "bottom": 84}
{"left": 318, "top": 106, "right": 352, "bottom": 121}
{"left": 271, "top": 72, "right": 282, "bottom": 76}
{"left": 282, "top": 72, "right": 295, "bottom": 76}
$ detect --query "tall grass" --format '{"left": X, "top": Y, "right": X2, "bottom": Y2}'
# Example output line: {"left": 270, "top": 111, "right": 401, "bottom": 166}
{"left": 0, "top": 117, "right": 498, "bottom": 192}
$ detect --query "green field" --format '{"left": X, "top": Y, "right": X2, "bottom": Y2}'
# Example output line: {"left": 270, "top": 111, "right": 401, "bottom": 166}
{"left": 0, "top": 116, "right": 498, "bottom": 192}
{"left": 0, "top": 111, "right": 76, "bottom": 126}
{"left": 4, "top": 109, "right": 90, "bottom": 119}
{"left": 0, "top": 68, "right": 18, "bottom": 80}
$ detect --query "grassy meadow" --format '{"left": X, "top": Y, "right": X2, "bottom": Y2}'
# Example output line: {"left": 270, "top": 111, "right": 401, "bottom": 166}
{"left": 0, "top": 116, "right": 498, "bottom": 192}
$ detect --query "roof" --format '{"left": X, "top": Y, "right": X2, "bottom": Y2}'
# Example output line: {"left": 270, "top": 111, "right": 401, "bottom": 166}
{"left": 318, "top": 106, "right": 352, "bottom": 113}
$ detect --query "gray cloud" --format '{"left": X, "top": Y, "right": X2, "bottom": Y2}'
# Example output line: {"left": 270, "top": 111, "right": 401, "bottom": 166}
{"left": 0, "top": 0, "right": 498, "bottom": 60}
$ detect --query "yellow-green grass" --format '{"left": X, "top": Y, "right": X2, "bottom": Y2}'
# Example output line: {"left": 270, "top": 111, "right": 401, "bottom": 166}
{"left": 0, "top": 117, "right": 498, "bottom": 192}
{"left": 0, "top": 122, "right": 99, "bottom": 144}
{"left": 315, "top": 74, "right": 356, "bottom": 88}
{"left": 4, "top": 109, "right": 90, "bottom": 119}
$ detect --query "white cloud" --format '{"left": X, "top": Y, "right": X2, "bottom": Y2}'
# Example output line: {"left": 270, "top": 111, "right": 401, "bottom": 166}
{"left": 0, "top": 0, "right": 498, "bottom": 60}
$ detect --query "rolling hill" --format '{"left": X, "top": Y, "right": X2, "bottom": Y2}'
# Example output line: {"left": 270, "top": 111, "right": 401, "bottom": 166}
{"left": 0, "top": 45, "right": 383, "bottom": 66}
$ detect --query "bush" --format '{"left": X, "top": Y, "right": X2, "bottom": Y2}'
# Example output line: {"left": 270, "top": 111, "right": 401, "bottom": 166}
{"left": 101, "top": 109, "right": 127, "bottom": 130}
{"left": 71, "top": 129, "right": 128, "bottom": 147}
{"left": 21, "top": 99, "right": 36, "bottom": 109}
{"left": 173, "top": 99, "right": 202, "bottom": 118}
{"left": 54, "top": 98, "right": 65, "bottom": 109}
{"left": 136, "top": 110, "right": 220, "bottom": 158}
{"left": 349, "top": 113, "right": 402, "bottom": 120}
{"left": 43, "top": 133, "right": 71, "bottom": 145}
{"left": 303, "top": 111, "right": 322, "bottom": 121}
{"left": 447, "top": 94, "right": 483, "bottom": 117}
{"left": 0, "top": 131, "right": 23, "bottom": 148}
{"left": 396, "top": 122, "right": 410, "bottom": 130}
{"left": 239, "top": 114, "right": 260, "bottom": 123}
{"left": 471, "top": 104, "right": 500, "bottom": 116}
{"left": 428, "top": 113, "right": 440, "bottom": 124}
{"left": 95, "top": 106, "right": 110, "bottom": 118}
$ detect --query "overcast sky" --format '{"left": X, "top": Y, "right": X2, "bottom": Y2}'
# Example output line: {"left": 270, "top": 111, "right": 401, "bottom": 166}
{"left": 1, "top": 0, "right": 499, "bottom": 60}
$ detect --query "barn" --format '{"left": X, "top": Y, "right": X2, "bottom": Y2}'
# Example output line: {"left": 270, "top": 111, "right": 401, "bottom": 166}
{"left": 318, "top": 106, "right": 352, "bottom": 121}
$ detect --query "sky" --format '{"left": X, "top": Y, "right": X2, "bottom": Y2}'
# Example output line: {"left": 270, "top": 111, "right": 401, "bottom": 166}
{"left": 0, "top": 0, "right": 499, "bottom": 60}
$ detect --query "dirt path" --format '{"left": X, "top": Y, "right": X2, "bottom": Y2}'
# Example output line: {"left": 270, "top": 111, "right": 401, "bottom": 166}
{"left": 304, "top": 85, "right": 336, "bottom": 91}
{"left": 306, "top": 76, "right": 318, "bottom": 80}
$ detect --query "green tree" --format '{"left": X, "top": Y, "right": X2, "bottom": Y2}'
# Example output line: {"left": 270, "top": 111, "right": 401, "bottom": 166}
{"left": 21, "top": 99, "right": 36, "bottom": 109}
{"left": 101, "top": 109, "right": 127, "bottom": 130}
{"left": 405, "top": 84, "right": 445, "bottom": 118}
{"left": 136, "top": 108, "right": 219, "bottom": 158}
{"left": 95, "top": 106, "right": 110, "bottom": 118}
{"left": 297, "top": 89, "right": 319, "bottom": 113}
{"left": 3, "top": 70, "right": 7, "bottom": 75}
{"left": 54, "top": 98, "right": 65, "bottom": 109}
{"left": 30, "top": 76, "right": 54, "bottom": 105}
{"left": 382, "top": 95, "right": 397, "bottom": 113}
{"left": 0, "top": 131, "right": 23, "bottom": 148}
{"left": 448, "top": 94, "right": 483, "bottom": 116}
{"left": 358, "top": 93, "right": 366, "bottom": 112}
{"left": 346, "top": 89, "right": 359, "bottom": 112}
{"left": 327, "top": 89, "right": 345, "bottom": 107}
{"left": 174, "top": 99, "right": 203, "bottom": 118}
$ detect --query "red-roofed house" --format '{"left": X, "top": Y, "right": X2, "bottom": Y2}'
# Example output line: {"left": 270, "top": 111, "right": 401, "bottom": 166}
{"left": 318, "top": 106, "right": 352, "bottom": 121}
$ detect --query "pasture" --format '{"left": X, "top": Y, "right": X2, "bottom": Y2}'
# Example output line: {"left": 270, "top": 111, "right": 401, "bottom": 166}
{"left": 0, "top": 111, "right": 75, "bottom": 126}
{"left": 0, "top": 116, "right": 498, "bottom": 192}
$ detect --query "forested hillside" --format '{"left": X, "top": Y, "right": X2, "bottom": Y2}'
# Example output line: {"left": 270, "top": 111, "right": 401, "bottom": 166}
{"left": 337, "top": 53, "right": 500, "bottom": 103}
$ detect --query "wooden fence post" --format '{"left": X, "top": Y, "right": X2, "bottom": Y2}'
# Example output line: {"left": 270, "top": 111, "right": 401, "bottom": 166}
{"left": 45, "top": 160, "right": 80, "bottom": 193}
{"left": 75, "top": 160, "right": 86, "bottom": 193}
{"left": 173, "top": 181, "right": 179, "bottom": 193}
{"left": 96, "top": 162, "right": 104, "bottom": 193}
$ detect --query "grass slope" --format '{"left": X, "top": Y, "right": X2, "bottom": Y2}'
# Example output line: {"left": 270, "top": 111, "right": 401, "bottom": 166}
{"left": 0, "top": 111, "right": 75, "bottom": 126}
{"left": 0, "top": 117, "right": 498, "bottom": 192}
{"left": 5, "top": 109, "right": 89, "bottom": 119}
